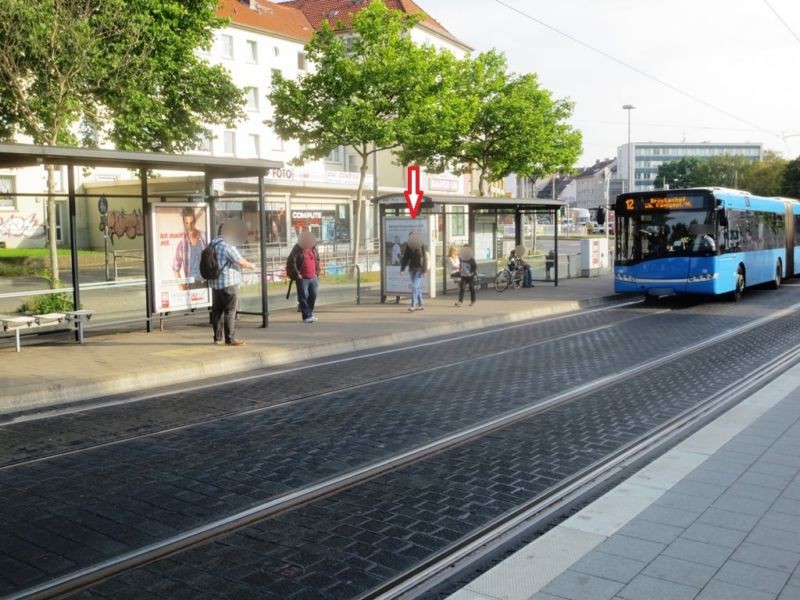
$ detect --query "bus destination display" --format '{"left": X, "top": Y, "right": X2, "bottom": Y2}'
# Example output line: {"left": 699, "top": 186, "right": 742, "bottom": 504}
{"left": 619, "top": 194, "right": 709, "bottom": 212}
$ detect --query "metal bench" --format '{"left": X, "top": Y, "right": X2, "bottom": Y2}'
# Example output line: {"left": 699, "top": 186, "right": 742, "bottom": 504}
{"left": 2, "top": 310, "right": 94, "bottom": 352}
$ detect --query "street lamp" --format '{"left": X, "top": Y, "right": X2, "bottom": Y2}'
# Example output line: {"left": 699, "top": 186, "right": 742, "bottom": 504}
{"left": 622, "top": 104, "right": 635, "bottom": 193}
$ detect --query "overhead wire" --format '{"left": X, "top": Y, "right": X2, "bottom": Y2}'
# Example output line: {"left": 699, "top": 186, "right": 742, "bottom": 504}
{"left": 763, "top": 0, "right": 800, "bottom": 46}
{"left": 493, "top": 0, "right": 782, "bottom": 139}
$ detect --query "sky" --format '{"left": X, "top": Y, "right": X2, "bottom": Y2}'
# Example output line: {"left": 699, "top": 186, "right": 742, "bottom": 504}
{"left": 416, "top": 0, "right": 800, "bottom": 167}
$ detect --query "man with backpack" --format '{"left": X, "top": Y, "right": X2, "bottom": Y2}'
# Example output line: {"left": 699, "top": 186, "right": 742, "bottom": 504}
{"left": 201, "top": 221, "right": 256, "bottom": 346}
{"left": 286, "top": 231, "right": 321, "bottom": 323}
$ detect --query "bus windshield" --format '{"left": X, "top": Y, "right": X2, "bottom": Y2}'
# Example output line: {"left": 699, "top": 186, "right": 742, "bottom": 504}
{"left": 617, "top": 209, "right": 717, "bottom": 265}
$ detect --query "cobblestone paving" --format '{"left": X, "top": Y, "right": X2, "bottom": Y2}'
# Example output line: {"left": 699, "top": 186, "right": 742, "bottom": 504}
{"left": 72, "top": 292, "right": 800, "bottom": 599}
{"left": 0, "top": 289, "right": 796, "bottom": 596}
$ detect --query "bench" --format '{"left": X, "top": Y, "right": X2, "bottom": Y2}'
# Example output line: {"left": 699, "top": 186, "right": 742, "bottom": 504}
{"left": 2, "top": 310, "right": 94, "bottom": 352}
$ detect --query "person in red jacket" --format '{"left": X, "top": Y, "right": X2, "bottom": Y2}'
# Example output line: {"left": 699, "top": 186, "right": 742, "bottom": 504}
{"left": 287, "top": 231, "right": 321, "bottom": 323}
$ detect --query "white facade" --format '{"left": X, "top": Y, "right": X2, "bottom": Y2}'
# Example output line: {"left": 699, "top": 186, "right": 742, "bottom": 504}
{"left": 574, "top": 159, "right": 616, "bottom": 210}
{"left": 617, "top": 142, "right": 763, "bottom": 192}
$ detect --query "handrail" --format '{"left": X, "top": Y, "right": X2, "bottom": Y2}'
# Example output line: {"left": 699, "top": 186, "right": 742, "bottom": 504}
{"left": 0, "top": 278, "right": 147, "bottom": 300}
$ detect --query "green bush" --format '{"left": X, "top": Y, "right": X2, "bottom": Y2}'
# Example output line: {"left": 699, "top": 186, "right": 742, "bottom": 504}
{"left": 17, "top": 292, "right": 74, "bottom": 314}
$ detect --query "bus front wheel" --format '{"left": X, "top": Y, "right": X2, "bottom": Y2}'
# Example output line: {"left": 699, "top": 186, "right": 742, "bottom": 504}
{"left": 731, "top": 267, "right": 745, "bottom": 302}
{"left": 770, "top": 261, "right": 782, "bottom": 290}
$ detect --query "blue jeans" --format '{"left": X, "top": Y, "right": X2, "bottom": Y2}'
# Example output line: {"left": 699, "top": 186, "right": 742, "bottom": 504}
{"left": 410, "top": 270, "right": 424, "bottom": 308}
{"left": 297, "top": 276, "right": 318, "bottom": 319}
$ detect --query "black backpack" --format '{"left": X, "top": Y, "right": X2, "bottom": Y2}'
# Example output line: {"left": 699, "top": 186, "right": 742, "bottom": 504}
{"left": 199, "top": 241, "right": 222, "bottom": 280}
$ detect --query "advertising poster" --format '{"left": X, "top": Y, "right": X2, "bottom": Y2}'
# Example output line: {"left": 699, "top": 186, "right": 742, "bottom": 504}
{"left": 383, "top": 217, "right": 436, "bottom": 297}
{"left": 151, "top": 203, "right": 211, "bottom": 314}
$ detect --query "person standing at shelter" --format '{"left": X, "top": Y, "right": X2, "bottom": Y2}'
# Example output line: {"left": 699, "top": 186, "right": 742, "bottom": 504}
{"left": 400, "top": 231, "right": 428, "bottom": 312}
{"left": 209, "top": 221, "right": 256, "bottom": 346}
{"left": 287, "top": 231, "right": 321, "bottom": 323}
{"left": 173, "top": 207, "right": 207, "bottom": 290}
{"left": 455, "top": 245, "right": 477, "bottom": 307}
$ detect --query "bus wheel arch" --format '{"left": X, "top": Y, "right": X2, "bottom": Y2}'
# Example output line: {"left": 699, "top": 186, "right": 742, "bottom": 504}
{"left": 770, "top": 259, "right": 782, "bottom": 290}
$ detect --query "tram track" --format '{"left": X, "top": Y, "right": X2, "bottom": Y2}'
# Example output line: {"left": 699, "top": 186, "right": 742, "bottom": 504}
{"left": 0, "top": 301, "right": 649, "bottom": 470}
{"left": 7, "top": 300, "right": 800, "bottom": 600}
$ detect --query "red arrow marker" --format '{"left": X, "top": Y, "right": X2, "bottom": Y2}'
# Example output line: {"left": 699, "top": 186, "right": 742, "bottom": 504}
{"left": 403, "top": 165, "right": 425, "bottom": 219}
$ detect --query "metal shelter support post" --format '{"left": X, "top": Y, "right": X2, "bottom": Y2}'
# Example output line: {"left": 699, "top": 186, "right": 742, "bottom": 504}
{"left": 442, "top": 210, "right": 448, "bottom": 294}
{"left": 140, "top": 168, "right": 153, "bottom": 332}
{"left": 258, "top": 175, "right": 269, "bottom": 328}
{"left": 67, "top": 165, "right": 81, "bottom": 341}
{"left": 379, "top": 204, "right": 386, "bottom": 303}
{"left": 554, "top": 208, "right": 559, "bottom": 286}
{"left": 514, "top": 210, "right": 522, "bottom": 248}
{"left": 205, "top": 174, "right": 215, "bottom": 236}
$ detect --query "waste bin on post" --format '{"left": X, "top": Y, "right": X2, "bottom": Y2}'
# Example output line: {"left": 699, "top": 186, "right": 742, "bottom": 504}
{"left": 545, "top": 250, "right": 555, "bottom": 281}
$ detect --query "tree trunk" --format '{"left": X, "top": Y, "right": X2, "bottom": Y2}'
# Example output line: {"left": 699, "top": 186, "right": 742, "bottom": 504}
{"left": 352, "top": 149, "right": 368, "bottom": 268}
{"left": 46, "top": 164, "right": 60, "bottom": 287}
{"left": 478, "top": 170, "right": 486, "bottom": 197}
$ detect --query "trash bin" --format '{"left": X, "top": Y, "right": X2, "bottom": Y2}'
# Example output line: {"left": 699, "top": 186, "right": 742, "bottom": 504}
{"left": 545, "top": 250, "right": 555, "bottom": 281}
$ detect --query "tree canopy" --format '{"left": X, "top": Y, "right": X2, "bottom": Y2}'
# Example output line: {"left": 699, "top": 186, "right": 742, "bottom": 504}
{"left": 655, "top": 153, "right": 791, "bottom": 197}
{"left": 0, "top": 0, "right": 244, "bottom": 281}
{"left": 268, "top": 0, "right": 453, "bottom": 262}
{"left": 399, "top": 50, "right": 582, "bottom": 196}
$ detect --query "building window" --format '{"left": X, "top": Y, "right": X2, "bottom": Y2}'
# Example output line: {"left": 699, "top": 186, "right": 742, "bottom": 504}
{"left": 327, "top": 147, "right": 342, "bottom": 163}
{"left": 245, "top": 87, "right": 259, "bottom": 112}
{"left": 0, "top": 175, "right": 15, "bottom": 210}
{"left": 297, "top": 51, "right": 307, "bottom": 70}
{"left": 248, "top": 134, "right": 260, "bottom": 158}
{"left": 347, "top": 154, "right": 359, "bottom": 172}
{"left": 272, "top": 133, "right": 284, "bottom": 152}
{"left": 273, "top": 46, "right": 280, "bottom": 57}
{"left": 221, "top": 34, "right": 234, "bottom": 59}
{"left": 246, "top": 40, "right": 258, "bottom": 63}
{"left": 223, "top": 130, "right": 236, "bottom": 155}
{"left": 196, "top": 130, "right": 213, "bottom": 153}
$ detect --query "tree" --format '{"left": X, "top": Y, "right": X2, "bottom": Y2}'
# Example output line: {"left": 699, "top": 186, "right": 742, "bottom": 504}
{"left": 0, "top": 0, "right": 244, "bottom": 285}
{"left": 400, "top": 51, "right": 582, "bottom": 196}
{"left": 782, "top": 156, "right": 800, "bottom": 198}
{"left": 654, "top": 157, "right": 704, "bottom": 189}
{"left": 268, "top": 1, "right": 456, "bottom": 265}
{"left": 738, "top": 151, "right": 787, "bottom": 196}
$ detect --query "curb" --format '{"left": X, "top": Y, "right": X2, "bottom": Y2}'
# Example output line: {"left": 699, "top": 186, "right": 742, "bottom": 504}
{"left": 1, "top": 294, "right": 624, "bottom": 414}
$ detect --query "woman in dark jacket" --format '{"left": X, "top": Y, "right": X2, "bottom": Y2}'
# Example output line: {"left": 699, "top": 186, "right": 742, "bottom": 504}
{"left": 399, "top": 232, "right": 428, "bottom": 312}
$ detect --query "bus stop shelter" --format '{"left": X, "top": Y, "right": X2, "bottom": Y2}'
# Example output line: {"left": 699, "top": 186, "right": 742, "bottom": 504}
{"left": 0, "top": 143, "right": 281, "bottom": 332}
{"left": 373, "top": 193, "right": 566, "bottom": 302}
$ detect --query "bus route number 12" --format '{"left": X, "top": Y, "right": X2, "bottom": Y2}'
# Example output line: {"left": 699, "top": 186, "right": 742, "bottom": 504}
{"left": 625, "top": 199, "right": 635, "bottom": 211}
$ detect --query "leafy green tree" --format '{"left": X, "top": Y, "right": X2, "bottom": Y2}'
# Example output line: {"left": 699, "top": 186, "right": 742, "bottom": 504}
{"left": 400, "top": 50, "right": 582, "bottom": 196}
{"left": 654, "top": 157, "right": 703, "bottom": 189}
{"left": 693, "top": 155, "right": 753, "bottom": 189}
{"left": 781, "top": 156, "right": 800, "bottom": 198}
{"left": 0, "top": 0, "right": 244, "bottom": 284}
{"left": 268, "top": 1, "right": 451, "bottom": 264}
{"left": 739, "top": 150, "right": 787, "bottom": 196}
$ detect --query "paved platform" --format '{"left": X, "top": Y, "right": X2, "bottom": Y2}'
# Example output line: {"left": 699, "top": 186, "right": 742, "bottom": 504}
{"left": 450, "top": 360, "right": 800, "bottom": 600}
{"left": 0, "top": 276, "right": 617, "bottom": 413}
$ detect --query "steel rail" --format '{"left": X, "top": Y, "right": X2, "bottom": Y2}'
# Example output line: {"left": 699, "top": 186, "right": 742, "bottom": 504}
{"left": 366, "top": 334, "right": 800, "bottom": 599}
{"left": 6, "top": 301, "right": 799, "bottom": 600}
{"left": 0, "top": 304, "right": 654, "bottom": 471}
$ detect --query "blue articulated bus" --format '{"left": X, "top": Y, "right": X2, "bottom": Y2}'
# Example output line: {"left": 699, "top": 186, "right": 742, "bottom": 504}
{"left": 614, "top": 188, "right": 800, "bottom": 300}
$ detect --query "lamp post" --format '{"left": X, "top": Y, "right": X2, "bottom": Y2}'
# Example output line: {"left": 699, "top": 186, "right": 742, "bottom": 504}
{"left": 622, "top": 104, "right": 635, "bottom": 194}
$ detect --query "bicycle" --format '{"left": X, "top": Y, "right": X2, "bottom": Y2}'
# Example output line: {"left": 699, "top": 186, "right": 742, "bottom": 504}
{"left": 494, "top": 264, "right": 525, "bottom": 292}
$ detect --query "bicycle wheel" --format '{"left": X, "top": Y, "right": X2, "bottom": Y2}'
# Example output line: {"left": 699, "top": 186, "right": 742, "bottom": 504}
{"left": 495, "top": 269, "right": 510, "bottom": 292}
{"left": 511, "top": 270, "right": 523, "bottom": 289}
